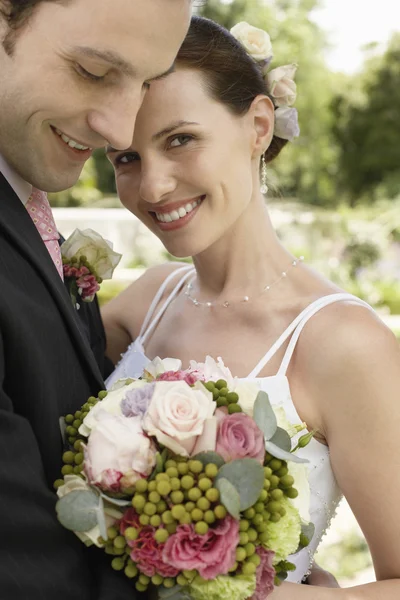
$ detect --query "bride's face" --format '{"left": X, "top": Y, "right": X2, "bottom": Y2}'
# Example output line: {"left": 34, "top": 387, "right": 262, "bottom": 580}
{"left": 107, "top": 68, "right": 258, "bottom": 258}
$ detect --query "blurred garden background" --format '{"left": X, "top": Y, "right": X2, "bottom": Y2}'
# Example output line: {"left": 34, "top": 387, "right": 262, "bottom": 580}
{"left": 51, "top": 0, "right": 400, "bottom": 585}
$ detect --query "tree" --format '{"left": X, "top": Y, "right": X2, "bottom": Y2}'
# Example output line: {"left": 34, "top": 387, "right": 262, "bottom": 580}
{"left": 331, "top": 33, "right": 400, "bottom": 205}
{"left": 199, "top": 0, "right": 340, "bottom": 206}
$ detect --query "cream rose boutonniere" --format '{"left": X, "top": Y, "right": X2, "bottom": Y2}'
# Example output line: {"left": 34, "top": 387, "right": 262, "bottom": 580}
{"left": 61, "top": 228, "right": 122, "bottom": 305}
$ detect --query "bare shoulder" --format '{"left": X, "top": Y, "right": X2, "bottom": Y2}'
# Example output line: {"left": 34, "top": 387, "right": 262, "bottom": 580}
{"left": 296, "top": 300, "right": 398, "bottom": 377}
{"left": 101, "top": 261, "right": 191, "bottom": 337}
{"left": 294, "top": 299, "right": 400, "bottom": 435}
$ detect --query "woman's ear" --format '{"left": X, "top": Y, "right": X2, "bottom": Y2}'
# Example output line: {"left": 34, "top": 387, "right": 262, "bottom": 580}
{"left": 249, "top": 95, "right": 275, "bottom": 157}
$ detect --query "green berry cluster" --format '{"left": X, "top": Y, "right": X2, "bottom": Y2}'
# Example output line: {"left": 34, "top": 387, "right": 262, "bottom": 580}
{"left": 229, "top": 456, "right": 299, "bottom": 576}
{"left": 53, "top": 390, "right": 108, "bottom": 489}
{"left": 203, "top": 379, "right": 242, "bottom": 414}
{"left": 131, "top": 458, "right": 224, "bottom": 538}
{"left": 100, "top": 458, "right": 224, "bottom": 593}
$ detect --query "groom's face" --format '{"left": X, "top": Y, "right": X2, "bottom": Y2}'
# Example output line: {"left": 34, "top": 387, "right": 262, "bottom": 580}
{"left": 0, "top": 0, "right": 190, "bottom": 192}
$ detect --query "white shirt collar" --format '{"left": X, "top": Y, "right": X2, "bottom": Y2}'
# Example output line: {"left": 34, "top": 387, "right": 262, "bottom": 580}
{"left": 0, "top": 153, "right": 33, "bottom": 206}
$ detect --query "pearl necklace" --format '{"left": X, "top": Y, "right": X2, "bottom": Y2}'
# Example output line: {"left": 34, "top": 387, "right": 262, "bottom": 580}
{"left": 185, "top": 256, "right": 304, "bottom": 308}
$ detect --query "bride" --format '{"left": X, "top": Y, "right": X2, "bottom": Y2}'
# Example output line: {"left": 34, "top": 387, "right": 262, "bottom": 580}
{"left": 103, "top": 16, "right": 400, "bottom": 597}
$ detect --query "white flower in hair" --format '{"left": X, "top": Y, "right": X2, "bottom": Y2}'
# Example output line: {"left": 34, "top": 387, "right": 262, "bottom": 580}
{"left": 274, "top": 107, "right": 300, "bottom": 141}
{"left": 267, "top": 64, "right": 297, "bottom": 107}
{"left": 230, "top": 22, "right": 273, "bottom": 61}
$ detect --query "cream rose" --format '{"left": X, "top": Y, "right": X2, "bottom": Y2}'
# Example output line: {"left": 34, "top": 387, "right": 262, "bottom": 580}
{"left": 61, "top": 228, "right": 121, "bottom": 279}
{"left": 142, "top": 381, "right": 216, "bottom": 456}
{"left": 267, "top": 64, "right": 297, "bottom": 107}
{"left": 84, "top": 413, "right": 157, "bottom": 494}
{"left": 188, "top": 356, "right": 236, "bottom": 389}
{"left": 230, "top": 22, "right": 273, "bottom": 61}
{"left": 79, "top": 380, "right": 147, "bottom": 436}
{"left": 144, "top": 356, "right": 183, "bottom": 381}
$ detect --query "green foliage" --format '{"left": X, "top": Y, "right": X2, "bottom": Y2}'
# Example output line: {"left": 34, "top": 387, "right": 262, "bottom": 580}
{"left": 331, "top": 33, "right": 400, "bottom": 204}
{"left": 49, "top": 158, "right": 103, "bottom": 207}
{"left": 315, "top": 530, "right": 372, "bottom": 581}
{"left": 199, "top": 0, "right": 340, "bottom": 207}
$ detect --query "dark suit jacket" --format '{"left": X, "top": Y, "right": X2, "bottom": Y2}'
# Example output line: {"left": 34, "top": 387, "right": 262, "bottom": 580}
{"left": 0, "top": 173, "right": 135, "bottom": 599}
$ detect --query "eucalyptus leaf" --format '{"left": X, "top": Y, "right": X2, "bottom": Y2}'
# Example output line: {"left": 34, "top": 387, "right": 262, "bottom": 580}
{"left": 253, "top": 391, "right": 277, "bottom": 440}
{"left": 59, "top": 416, "right": 67, "bottom": 445}
{"left": 291, "top": 521, "right": 316, "bottom": 555}
{"left": 217, "top": 477, "right": 241, "bottom": 519}
{"left": 268, "top": 427, "right": 292, "bottom": 453}
{"left": 96, "top": 494, "right": 108, "bottom": 540}
{"left": 276, "top": 571, "right": 288, "bottom": 582}
{"left": 301, "top": 521, "right": 315, "bottom": 544}
{"left": 149, "top": 450, "right": 167, "bottom": 481}
{"left": 192, "top": 451, "right": 225, "bottom": 468}
{"left": 56, "top": 489, "right": 99, "bottom": 532}
{"left": 215, "top": 458, "right": 264, "bottom": 511}
{"left": 158, "top": 584, "right": 185, "bottom": 599}
{"left": 98, "top": 490, "right": 131, "bottom": 507}
{"left": 265, "top": 440, "right": 309, "bottom": 463}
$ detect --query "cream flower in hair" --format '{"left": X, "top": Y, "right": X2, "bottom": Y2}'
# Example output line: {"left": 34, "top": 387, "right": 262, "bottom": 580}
{"left": 267, "top": 64, "right": 297, "bottom": 107}
{"left": 230, "top": 22, "right": 273, "bottom": 61}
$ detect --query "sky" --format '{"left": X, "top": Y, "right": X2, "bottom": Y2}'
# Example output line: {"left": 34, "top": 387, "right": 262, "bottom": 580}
{"left": 310, "top": 0, "right": 400, "bottom": 72}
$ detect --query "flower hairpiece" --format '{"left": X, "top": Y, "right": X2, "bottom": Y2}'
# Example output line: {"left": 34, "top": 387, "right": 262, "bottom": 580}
{"left": 230, "top": 22, "right": 300, "bottom": 141}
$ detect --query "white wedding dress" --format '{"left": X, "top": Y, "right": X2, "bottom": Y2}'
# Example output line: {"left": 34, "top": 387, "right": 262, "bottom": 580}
{"left": 106, "top": 265, "right": 372, "bottom": 583}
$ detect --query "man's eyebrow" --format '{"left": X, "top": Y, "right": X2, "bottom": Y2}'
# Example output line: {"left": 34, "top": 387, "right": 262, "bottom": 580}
{"left": 72, "top": 46, "right": 137, "bottom": 77}
{"left": 72, "top": 46, "right": 175, "bottom": 81}
{"left": 152, "top": 121, "right": 200, "bottom": 141}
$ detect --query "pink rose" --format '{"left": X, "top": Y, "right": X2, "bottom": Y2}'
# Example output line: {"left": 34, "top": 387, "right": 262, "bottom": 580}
{"left": 163, "top": 516, "right": 239, "bottom": 579}
{"left": 142, "top": 381, "right": 216, "bottom": 456}
{"left": 84, "top": 413, "right": 157, "bottom": 494}
{"left": 252, "top": 547, "right": 276, "bottom": 600}
{"left": 216, "top": 413, "right": 265, "bottom": 463}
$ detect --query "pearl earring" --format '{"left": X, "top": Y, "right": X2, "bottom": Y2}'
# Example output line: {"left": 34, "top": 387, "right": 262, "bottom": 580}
{"left": 260, "top": 154, "right": 268, "bottom": 194}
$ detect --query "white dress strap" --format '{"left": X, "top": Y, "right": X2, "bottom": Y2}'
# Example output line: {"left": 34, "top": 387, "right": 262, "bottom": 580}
{"left": 248, "top": 293, "right": 372, "bottom": 378}
{"left": 140, "top": 265, "right": 195, "bottom": 345}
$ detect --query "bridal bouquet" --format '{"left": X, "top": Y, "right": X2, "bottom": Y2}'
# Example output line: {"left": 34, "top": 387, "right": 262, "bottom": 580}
{"left": 55, "top": 357, "right": 314, "bottom": 600}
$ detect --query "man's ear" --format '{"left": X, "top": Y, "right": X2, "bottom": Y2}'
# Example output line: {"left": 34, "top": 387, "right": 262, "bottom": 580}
{"left": 248, "top": 95, "right": 275, "bottom": 157}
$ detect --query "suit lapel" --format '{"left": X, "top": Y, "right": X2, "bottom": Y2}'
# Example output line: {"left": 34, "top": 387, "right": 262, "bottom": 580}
{"left": 0, "top": 174, "right": 104, "bottom": 389}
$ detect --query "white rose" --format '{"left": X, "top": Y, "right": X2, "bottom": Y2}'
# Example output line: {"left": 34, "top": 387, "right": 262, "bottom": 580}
{"left": 79, "top": 380, "right": 147, "bottom": 436}
{"left": 230, "top": 22, "right": 273, "bottom": 61}
{"left": 188, "top": 356, "right": 236, "bottom": 389}
{"left": 142, "top": 380, "right": 216, "bottom": 456}
{"left": 56, "top": 475, "right": 123, "bottom": 547}
{"left": 287, "top": 462, "right": 311, "bottom": 523}
{"left": 144, "top": 356, "right": 183, "bottom": 380}
{"left": 274, "top": 106, "right": 300, "bottom": 141}
{"left": 84, "top": 413, "right": 157, "bottom": 493}
{"left": 61, "top": 228, "right": 122, "bottom": 279}
{"left": 267, "top": 64, "right": 297, "bottom": 107}
{"left": 235, "top": 381, "right": 262, "bottom": 416}
{"left": 273, "top": 406, "right": 305, "bottom": 438}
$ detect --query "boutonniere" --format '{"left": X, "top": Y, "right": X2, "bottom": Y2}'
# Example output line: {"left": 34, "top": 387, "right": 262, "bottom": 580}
{"left": 61, "top": 228, "right": 122, "bottom": 306}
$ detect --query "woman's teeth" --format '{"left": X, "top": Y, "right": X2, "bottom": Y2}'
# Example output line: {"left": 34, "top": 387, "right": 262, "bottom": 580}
{"left": 155, "top": 199, "right": 201, "bottom": 223}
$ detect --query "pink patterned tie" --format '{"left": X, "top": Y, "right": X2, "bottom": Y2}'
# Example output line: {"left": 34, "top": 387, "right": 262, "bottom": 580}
{"left": 26, "top": 187, "right": 64, "bottom": 280}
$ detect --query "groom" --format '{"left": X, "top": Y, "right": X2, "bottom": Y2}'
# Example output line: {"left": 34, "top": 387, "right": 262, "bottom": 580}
{"left": 0, "top": 0, "right": 190, "bottom": 598}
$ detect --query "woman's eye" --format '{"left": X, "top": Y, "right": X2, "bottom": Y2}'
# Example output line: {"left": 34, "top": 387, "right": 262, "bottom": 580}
{"left": 115, "top": 152, "right": 140, "bottom": 165}
{"left": 76, "top": 64, "right": 105, "bottom": 82}
{"left": 169, "top": 135, "right": 193, "bottom": 148}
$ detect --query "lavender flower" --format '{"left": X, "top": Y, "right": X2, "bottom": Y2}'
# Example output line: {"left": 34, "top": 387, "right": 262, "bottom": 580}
{"left": 121, "top": 383, "right": 155, "bottom": 418}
